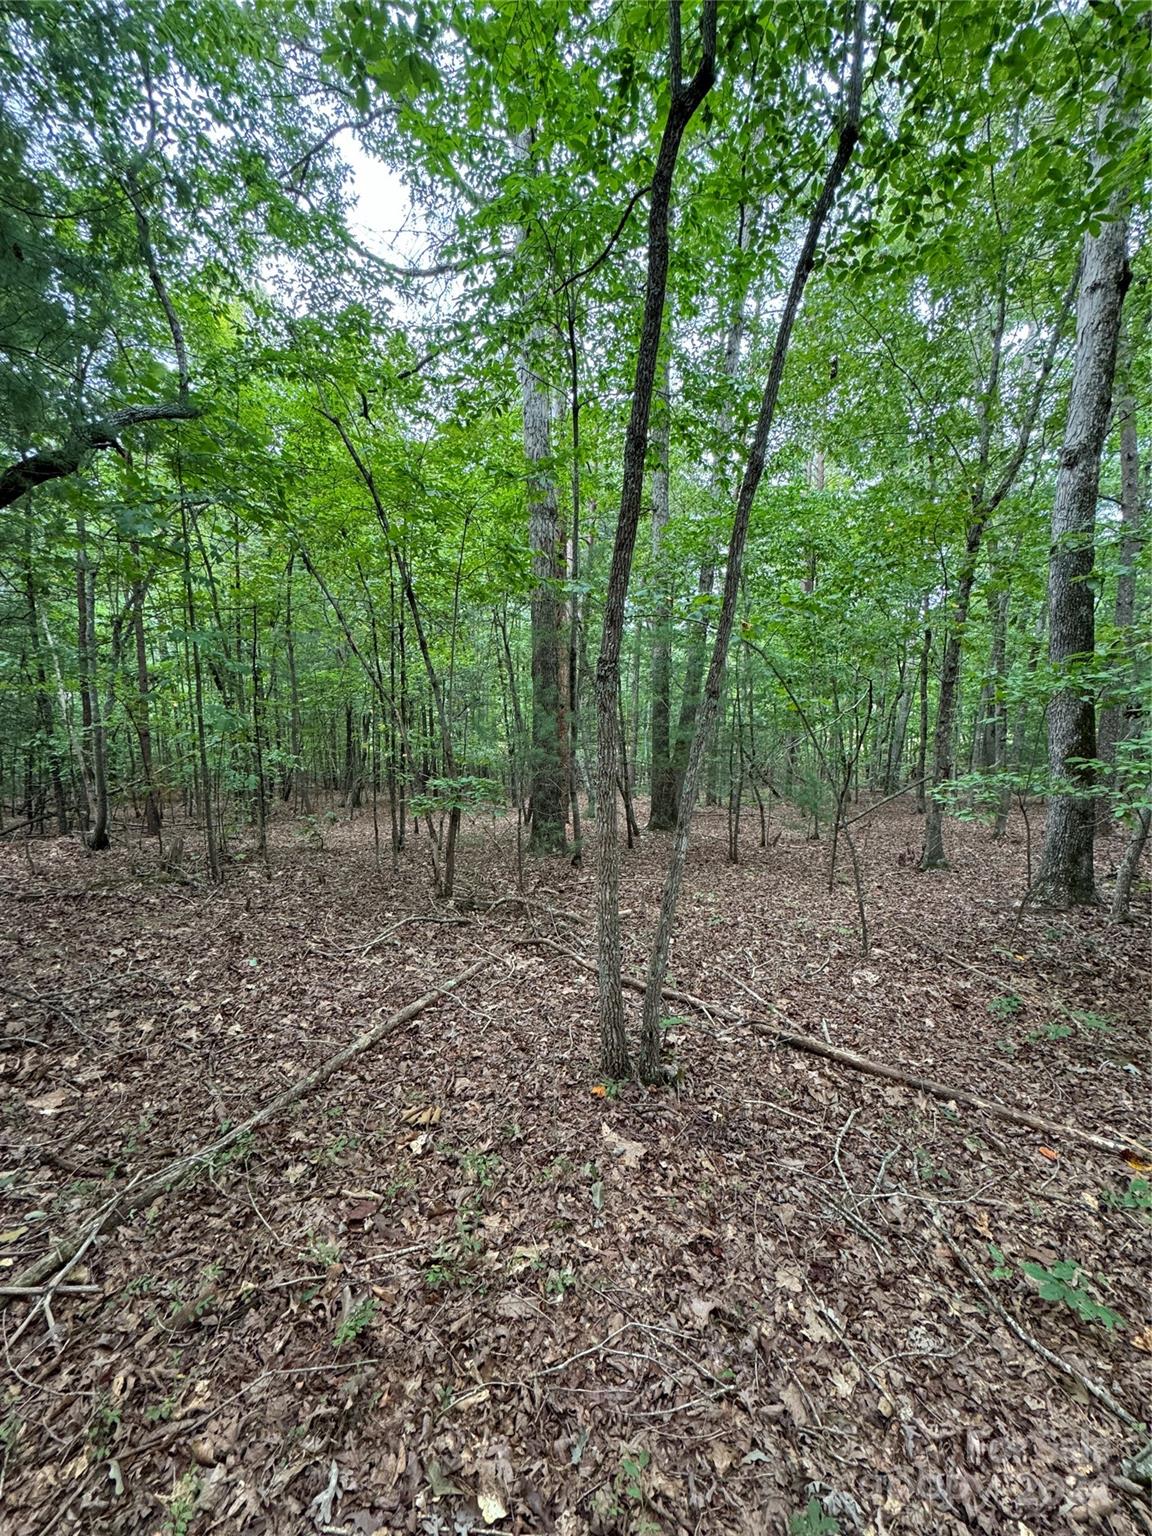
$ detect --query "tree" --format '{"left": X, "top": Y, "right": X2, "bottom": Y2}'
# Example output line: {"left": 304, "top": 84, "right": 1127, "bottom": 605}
{"left": 1034, "top": 9, "right": 1144, "bottom": 906}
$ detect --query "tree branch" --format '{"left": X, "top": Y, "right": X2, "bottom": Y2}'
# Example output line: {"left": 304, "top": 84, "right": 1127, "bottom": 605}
{"left": 0, "top": 401, "right": 201, "bottom": 511}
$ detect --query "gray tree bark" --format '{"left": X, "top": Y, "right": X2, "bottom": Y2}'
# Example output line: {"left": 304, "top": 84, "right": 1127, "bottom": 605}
{"left": 1035, "top": 65, "right": 1134, "bottom": 906}
{"left": 648, "top": 350, "right": 677, "bottom": 830}
{"left": 520, "top": 337, "right": 567, "bottom": 854}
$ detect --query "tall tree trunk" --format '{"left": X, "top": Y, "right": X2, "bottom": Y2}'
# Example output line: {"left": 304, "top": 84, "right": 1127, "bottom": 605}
{"left": 521, "top": 333, "right": 567, "bottom": 853}
{"left": 1096, "top": 328, "right": 1143, "bottom": 808}
{"left": 885, "top": 654, "right": 912, "bottom": 792}
{"left": 23, "top": 516, "right": 69, "bottom": 835}
{"left": 1035, "top": 66, "right": 1134, "bottom": 904}
{"left": 919, "top": 548, "right": 980, "bottom": 871}
{"left": 671, "top": 210, "right": 756, "bottom": 812}
{"left": 594, "top": 0, "right": 717, "bottom": 1079}
{"left": 648, "top": 351, "right": 677, "bottom": 830}
{"left": 285, "top": 554, "right": 309, "bottom": 813}
{"left": 565, "top": 297, "right": 585, "bottom": 864}
{"left": 180, "top": 491, "right": 221, "bottom": 884}
{"left": 76, "top": 515, "right": 110, "bottom": 850}
{"left": 915, "top": 600, "right": 931, "bottom": 813}
{"left": 638, "top": 2, "right": 866, "bottom": 1083}
{"left": 130, "top": 543, "right": 162, "bottom": 836}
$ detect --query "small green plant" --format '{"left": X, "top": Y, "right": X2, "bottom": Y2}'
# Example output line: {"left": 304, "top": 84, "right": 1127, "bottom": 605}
{"left": 1026, "top": 1010, "right": 1113, "bottom": 1045}
{"left": 1020, "top": 1260, "right": 1126, "bottom": 1332}
{"left": 914, "top": 1148, "right": 950, "bottom": 1185}
{"left": 988, "top": 1244, "right": 1013, "bottom": 1280}
{"left": 460, "top": 1150, "right": 501, "bottom": 1190}
{"left": 1026, "top": 1021, "right": 1073, "bottom": 1043}
{"left": 334, "top": 1297, "right": 377, "bottom": 1348}
{"left": 1102, "top": 1177, "right": 1152, "bottom": 1215}
{"left": 592, "top": 1448, "right": 661, "bottom": 1531}
{"left": 660, "top": 1014, "right": 686, "bottom": 1033}
{"left": 790, "top": 1499, "right": 841, "bottom": 1535}
{"left": 122, "top": 1274, "right": 155, "bottom": 1298}
{"left": 209, "top": 1131, "right": 254, "bottom": 1171}
{"left": 545, "top": 1266, "right": 577, "bottom": 1300}
{"left": 319, "top": 1133, "right": 358, "bottom": 1165}
{"left": 304, "top": 1235, "right": 343, "bottom": 1267}
{"left": 88, "top": 1393, "right": 122, "bottom": 1456}
{"left": 987, "top": 993, "right": 1022, "bottom": 1020}
{"left": 163, "top": 1472, "right": 201, "bottom": 1536}
{"left": 144, "top": 1394, "right": 179, "bottom": 1425}
{"left": 424, "top": 1213, "right": 486, "bottom": 1290}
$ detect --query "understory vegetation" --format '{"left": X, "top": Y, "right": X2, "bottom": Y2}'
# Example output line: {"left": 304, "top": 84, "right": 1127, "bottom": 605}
{"left": 0, "top": 1, "right": 1149, "bottom": 1532}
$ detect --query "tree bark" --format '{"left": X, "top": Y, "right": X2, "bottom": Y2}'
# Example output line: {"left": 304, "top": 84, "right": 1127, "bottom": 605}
{"left": 637, "top": 1, "right": 866, "bottom": 1082}
{"left": 0, "top": 401, "right": 200, "bottom": 511}
{"left": 1096, "top": 327, "right": 1143, "bottom": 805}
{"left": 594, "top": 0, "right": 717, "bottom": 1079}
{"left": 1035, "top": 57, "right": 1134, "bottom": 906}
{"left": 648, "top": 350, "right": 676, "bottom": 830}
{"left": 521, "top": 332, "right": 567, "bottom": 854}
{"left": 1110, "top": 804, "right": 1150, "bottom": 922}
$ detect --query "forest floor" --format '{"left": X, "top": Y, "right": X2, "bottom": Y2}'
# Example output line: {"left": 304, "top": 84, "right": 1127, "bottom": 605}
{"left": 1, "top": 798, "right": 1149, "bottom": 1536}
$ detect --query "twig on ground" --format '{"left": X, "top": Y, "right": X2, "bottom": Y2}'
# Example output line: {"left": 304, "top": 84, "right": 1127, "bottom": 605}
{"left": 929, "top": 1203, "right": 1143, "bottom": 1432}
{"left": 0, "top": 960, "right": 490, "bottom": 1310}
{"left": 517, "top": 935, "right": 1151, "bottom": 1161}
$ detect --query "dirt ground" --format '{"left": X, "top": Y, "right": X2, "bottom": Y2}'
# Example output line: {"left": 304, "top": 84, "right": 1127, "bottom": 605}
{"left": 1, "top": 798, "right": 1149, "bottom": 1536}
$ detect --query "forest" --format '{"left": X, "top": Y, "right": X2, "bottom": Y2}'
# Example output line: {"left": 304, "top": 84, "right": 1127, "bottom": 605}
{"left": 0, "top": 0, "right": 1149, "bottom": 1531}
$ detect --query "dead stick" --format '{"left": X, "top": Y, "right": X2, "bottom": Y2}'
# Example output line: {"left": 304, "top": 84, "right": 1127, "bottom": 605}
{"left": 522, "top": 936, "right": 1151, "bottom": 1162}
{"left": 1, "top": 960, "right": 489, "bottom": 1310}
{"left": 930, "top": 1205, "right": 1142, "bottom": 1431}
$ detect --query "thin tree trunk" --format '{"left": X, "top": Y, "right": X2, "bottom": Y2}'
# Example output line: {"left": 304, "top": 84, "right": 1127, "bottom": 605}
{"left": 180, "top": 492, "right": 221, "bottom": 884}
{"left": 648, "top": 350, "right": 677, "bottom": 830}
{"left": 1110, "top": 805, "right": 1150, "bottom": 922}
{"left": 129, "top": 546, "right": 162, "bottom": 836}
{"left": 521, "top": 326, "right": 567, "bottom": 854}
{"left": 915, "top": 601, "right": 931, "bottom": 814}
{"left": 638, "top": 3, "right": 866, "bottom": 1082}
{"left": 1096, "top": 326, "right": 1143, "bottom": 811}
{"left": 594, "top": 1, "right": 717, "bottom": 1079}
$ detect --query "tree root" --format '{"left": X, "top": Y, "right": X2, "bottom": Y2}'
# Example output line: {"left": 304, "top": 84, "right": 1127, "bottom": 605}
{"left": 2, "top": 959, "right": 489, "bottom": 1312}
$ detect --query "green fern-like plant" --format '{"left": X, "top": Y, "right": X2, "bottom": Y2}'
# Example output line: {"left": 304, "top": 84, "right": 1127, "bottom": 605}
{"left": 1021, "top": 1261, "right": 1126, "bottom": 1332}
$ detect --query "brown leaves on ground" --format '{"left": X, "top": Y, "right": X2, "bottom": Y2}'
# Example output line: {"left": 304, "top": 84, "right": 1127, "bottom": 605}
{"left": 0, "top": 802, "right": 1149, "bottom": 1534}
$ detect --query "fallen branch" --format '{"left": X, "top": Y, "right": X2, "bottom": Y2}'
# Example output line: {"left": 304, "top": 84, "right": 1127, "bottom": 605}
{"left": 930, "top": 1204, "right": 1143, "bottom": 1431}
{"left": 521, "top": 935, "right": 1152, "bottom": 1162}
{"left": 1, "top": 960, "right": 488, "bottom": 1311}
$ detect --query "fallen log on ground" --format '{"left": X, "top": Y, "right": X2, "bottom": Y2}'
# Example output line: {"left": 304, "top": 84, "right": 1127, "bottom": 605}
{"left": 3, "top": 959, "right": 489, "bottom": 1311}
{"left": 523, "top": 936, "right": 1152, "bottom": 1164}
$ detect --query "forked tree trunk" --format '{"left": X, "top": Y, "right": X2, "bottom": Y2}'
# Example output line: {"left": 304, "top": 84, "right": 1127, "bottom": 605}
{"left": 1036, "top": 50, "right": 1135, "bottom": 906}
{"left": 637, "top": 2, "right": 867, "bottom": 1082}
{"left": 595, "top": 0, "right": 717, "bottom": 1079}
